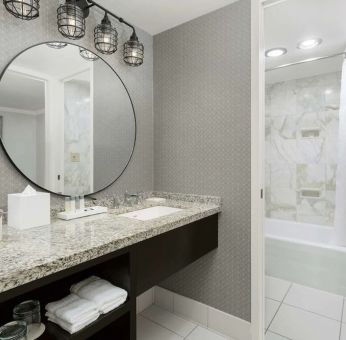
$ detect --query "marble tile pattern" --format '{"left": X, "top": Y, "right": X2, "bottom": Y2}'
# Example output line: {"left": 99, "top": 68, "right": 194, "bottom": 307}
{"left": 0, "top": 192, "right": 221, "bottom": 294}
{"left": 64, "top": 79, "right": 92, "bottom": 196}
{"left": 266, "top": 72, "right": 342, "bottom": 225}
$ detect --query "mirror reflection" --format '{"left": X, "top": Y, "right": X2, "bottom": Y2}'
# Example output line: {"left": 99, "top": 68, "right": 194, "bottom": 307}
{"left": 0, "top": 42, "right": 136, "bottom": 196}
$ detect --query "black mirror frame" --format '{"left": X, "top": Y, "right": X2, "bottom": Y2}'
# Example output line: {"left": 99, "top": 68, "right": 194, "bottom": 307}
{"left": 0, "top": 41, "right": 137, "bottom": 198}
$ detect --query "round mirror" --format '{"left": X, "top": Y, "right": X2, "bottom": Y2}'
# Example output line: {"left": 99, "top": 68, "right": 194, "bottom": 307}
{"left": 0, "top": 42, "right": 136, "bottom": 196}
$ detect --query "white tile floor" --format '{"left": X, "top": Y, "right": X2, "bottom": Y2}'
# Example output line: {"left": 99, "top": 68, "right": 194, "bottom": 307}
{"left": 266, "top": 276, "right": 346, "bottom": 340}
{"left": 137, "top": 277, "right": 346, "bottom": 340}
{"left": 137, "top": 305, "right": 233, "bottom": 340}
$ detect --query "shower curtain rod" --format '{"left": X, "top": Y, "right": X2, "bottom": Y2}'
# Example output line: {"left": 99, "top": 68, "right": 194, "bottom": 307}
{"left": 266, "top": 52, "right": 346, "bottom": 72}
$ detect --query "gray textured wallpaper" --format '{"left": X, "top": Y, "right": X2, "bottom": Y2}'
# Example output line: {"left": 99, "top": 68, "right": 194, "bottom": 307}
{"left": 0, "top": 1, "right": 153, "bottom": 206}
{"left": 0, "top": 0, "right": 252, "bottom": 322}
{"left": 154, "top": 0, "right": 252, "bottom": 321}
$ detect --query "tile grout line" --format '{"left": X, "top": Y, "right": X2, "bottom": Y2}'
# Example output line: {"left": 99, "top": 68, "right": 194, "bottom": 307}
{"left": 281, "top": 300, "right": 344, "bottom": 323}
{"left": 206, "top": 306, "right": 232, "bottom": 340}
{"left": 266, "top": 296, "right": 282, "bottom": 303}
{"left": 268, "top": 330, "right": 292, "bottom": 340}
{"left": 170, "top": 293, "right": 210, "bottom": 330}
{"left": 140, "top": 308, "right": 224, "bottom": 340}
{"left": 183, "top": 324, "right": 199, "bottom": 340}
{"left": 143, "top": 303, "right": 228, "bottom": 340}
{"left": 139, "top": 312, "right": 185, "bottom": 339}
{"left": 339, "top": 298, "right": 345, "bottom": 340}
{"left": 266, "top": 282, "right": 293, "bottom": 332}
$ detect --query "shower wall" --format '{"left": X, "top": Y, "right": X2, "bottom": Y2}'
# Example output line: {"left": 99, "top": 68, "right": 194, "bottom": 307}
{"left": 265, "top": 72, "right": 341, "bottom": 225}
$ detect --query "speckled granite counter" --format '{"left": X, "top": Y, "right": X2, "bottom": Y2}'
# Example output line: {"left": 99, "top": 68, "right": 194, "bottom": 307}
{"left": 0, "top": 193, "right": 221, "bottom": 294}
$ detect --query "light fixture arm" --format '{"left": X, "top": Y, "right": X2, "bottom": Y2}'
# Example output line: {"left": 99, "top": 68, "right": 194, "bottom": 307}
{"left": 86, "top": 0, "right": 136, "bottom": 35}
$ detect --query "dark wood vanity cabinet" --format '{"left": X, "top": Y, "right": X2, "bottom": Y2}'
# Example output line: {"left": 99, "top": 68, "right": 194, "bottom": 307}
{"left": 135, "top": 214, "right": 218, "bottom": 295}
{"left": 0, "top": 214, "right": 218, "bottom": 340}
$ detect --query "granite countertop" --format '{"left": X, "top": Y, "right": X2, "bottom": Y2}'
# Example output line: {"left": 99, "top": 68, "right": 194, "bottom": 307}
{"left": 0, "top": 192, "right": 221, "bottom": 294}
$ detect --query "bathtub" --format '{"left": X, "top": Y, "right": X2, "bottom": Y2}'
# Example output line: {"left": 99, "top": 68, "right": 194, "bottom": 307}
{"left": 265, "top": 218, "right": 346, "bottom": 296}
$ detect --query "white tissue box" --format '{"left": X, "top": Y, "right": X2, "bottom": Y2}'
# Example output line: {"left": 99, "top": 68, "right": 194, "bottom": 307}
{"left": 8, "top": 191, "right": 50, "bottom": 229}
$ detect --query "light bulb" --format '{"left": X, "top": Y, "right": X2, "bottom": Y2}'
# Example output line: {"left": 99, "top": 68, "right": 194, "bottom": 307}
{"left": 297, "top": 38, "right": 322, "bottom": 50}
{"left": 265, "top": 48, "right": 287, "bottom": 58}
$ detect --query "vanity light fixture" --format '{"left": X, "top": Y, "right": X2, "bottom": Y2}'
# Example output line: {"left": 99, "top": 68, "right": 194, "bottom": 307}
{"left": 124, "top": 31, "right": 144, "bottom": 67}
{"left": 87, "top": 0, "right": 145, "bottom": 65}
{"left": 3, "top": 0, "right": 145, "bottom": 67}
{"left": 57, "top": 0, "right": 87, "bottom": 40}
{"left": 265, "top": 47, "right": 287, "bottom": 58}
{"left": 3, "top": 0, "right": 39, "bottom": 20}
{"left": 297, "top": 38, "right": 322, "bottom": 50}
{"left": 94, "top": 13, "right": 118, "bottom": 54}
{"left": 46, "top": 42, "right": 67, "bottom": 49}
{"left": 79, "top": 47, "right": 99, "bottom": 61}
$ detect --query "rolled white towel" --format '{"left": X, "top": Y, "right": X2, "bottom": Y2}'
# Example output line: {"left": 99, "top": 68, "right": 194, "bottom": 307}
{"left": 71, "top": 277, "right": 128, "bottom": 314}
{"left": 47, "top": 312, "right": 99, "bottom": 334}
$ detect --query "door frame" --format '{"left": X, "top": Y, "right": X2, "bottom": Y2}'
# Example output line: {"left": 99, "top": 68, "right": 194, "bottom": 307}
{"left": 251, "top": 0, "right": 265, "bottom": 339}
{"left": 251, "top": 1, "right": 293, "bottom": 339}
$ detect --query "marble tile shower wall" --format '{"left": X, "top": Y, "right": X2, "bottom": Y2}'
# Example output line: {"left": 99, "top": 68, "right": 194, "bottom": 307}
{"left": 265, "top": 72, "right": 341, "bottom": 225}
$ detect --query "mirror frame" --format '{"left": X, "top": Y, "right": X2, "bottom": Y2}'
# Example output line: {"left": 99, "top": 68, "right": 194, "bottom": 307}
{"left": 0, "top": 41, "right": 137, "bottom": 197}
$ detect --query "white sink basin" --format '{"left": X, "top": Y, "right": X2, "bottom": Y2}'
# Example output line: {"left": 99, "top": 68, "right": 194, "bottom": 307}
{"left": 119, "top": 206, "right": 183, "bottom": 221}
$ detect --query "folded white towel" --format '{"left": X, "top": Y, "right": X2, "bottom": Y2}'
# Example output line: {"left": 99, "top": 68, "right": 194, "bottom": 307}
{"left": 55, "top": 299, "right": 98, "bottom": 324}
{"left": 46, "top": 294, "right": 80, "bottom": 315}
{"left": 70, "top": 276, "right": 100, "bottom": 293}
{"left": 47, "top": 312, "right": 99, "bottom": 334}
{"left": 71, "top": 276, "right": 128, "bottom": 314}
{"left": 101, "top": 296, "right": 127, "bottom": 314}
{"left": 45, "top": 294, "right": 99, "bottom": 324}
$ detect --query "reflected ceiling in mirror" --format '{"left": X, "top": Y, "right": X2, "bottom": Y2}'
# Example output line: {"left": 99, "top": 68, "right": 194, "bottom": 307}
{"left": 0, "top": 42, "right": 136, "bottom": 196}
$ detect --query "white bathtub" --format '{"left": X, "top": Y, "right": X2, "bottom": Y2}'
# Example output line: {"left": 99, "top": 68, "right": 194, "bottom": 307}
{"left": 265, "top": 218, "right": 346, "bottom": 296}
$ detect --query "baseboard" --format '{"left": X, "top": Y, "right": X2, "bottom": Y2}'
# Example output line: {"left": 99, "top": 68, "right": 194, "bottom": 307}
{"left": 154, "top": 286, "right": 251, "bottom": 340}
{"left": 136, "top": 288, "right": 154, "bottom": 314}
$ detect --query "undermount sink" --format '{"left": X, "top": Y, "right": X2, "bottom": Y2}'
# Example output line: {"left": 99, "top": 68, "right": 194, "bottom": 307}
{"left": 119, "top": 206, "right": 183, "bottom": 221}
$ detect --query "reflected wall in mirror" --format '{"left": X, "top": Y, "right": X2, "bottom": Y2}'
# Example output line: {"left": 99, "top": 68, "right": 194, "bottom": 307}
{"left": 0, "top": 42, "right": 136, "bottom": 196}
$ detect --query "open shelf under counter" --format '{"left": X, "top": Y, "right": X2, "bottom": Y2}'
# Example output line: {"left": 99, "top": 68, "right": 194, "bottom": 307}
{"left": 43, "top": 300, "right": 131, "bottom": 340}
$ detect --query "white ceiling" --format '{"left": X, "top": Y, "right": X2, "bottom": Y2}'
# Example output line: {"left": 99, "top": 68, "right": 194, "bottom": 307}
{"left": 0, "top": 72, "right": 44, "bottom": 112}
{"left": 97, "top": 0, "right": 239, "bottom": 35}
{"left": 264, "top": 0, "right": 346, "bottom": 82}
{"left": 13, "top": 44, "right": 92, "bottom": 79}
{"left": 0, "top": 44, "right": 93, "bottom": 113}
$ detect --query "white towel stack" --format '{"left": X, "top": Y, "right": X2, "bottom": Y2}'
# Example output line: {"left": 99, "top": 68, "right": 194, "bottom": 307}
{"left": 70, "top": 276, "right": 128, "bottom": 314}
{"left": 46, "top": 294, "right": 99, "bottom": 334}
{"left": 46, "top": 276, "right": 128, "bottom": 334}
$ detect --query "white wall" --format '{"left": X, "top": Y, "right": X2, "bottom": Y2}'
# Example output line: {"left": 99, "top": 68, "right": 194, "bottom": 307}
{"left": 1, "top": 111, "right": 38, "bottom": 181}
{"left": 36, "top": 113, "right": 45, "bottom": 186}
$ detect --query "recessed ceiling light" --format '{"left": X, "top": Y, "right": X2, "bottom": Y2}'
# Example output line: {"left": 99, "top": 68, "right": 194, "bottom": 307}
{"left": 265, "top": 48, "right": 287, "bottom": 58}
{"left": 297, "top": 38, "right": 322, "bottom": 50}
